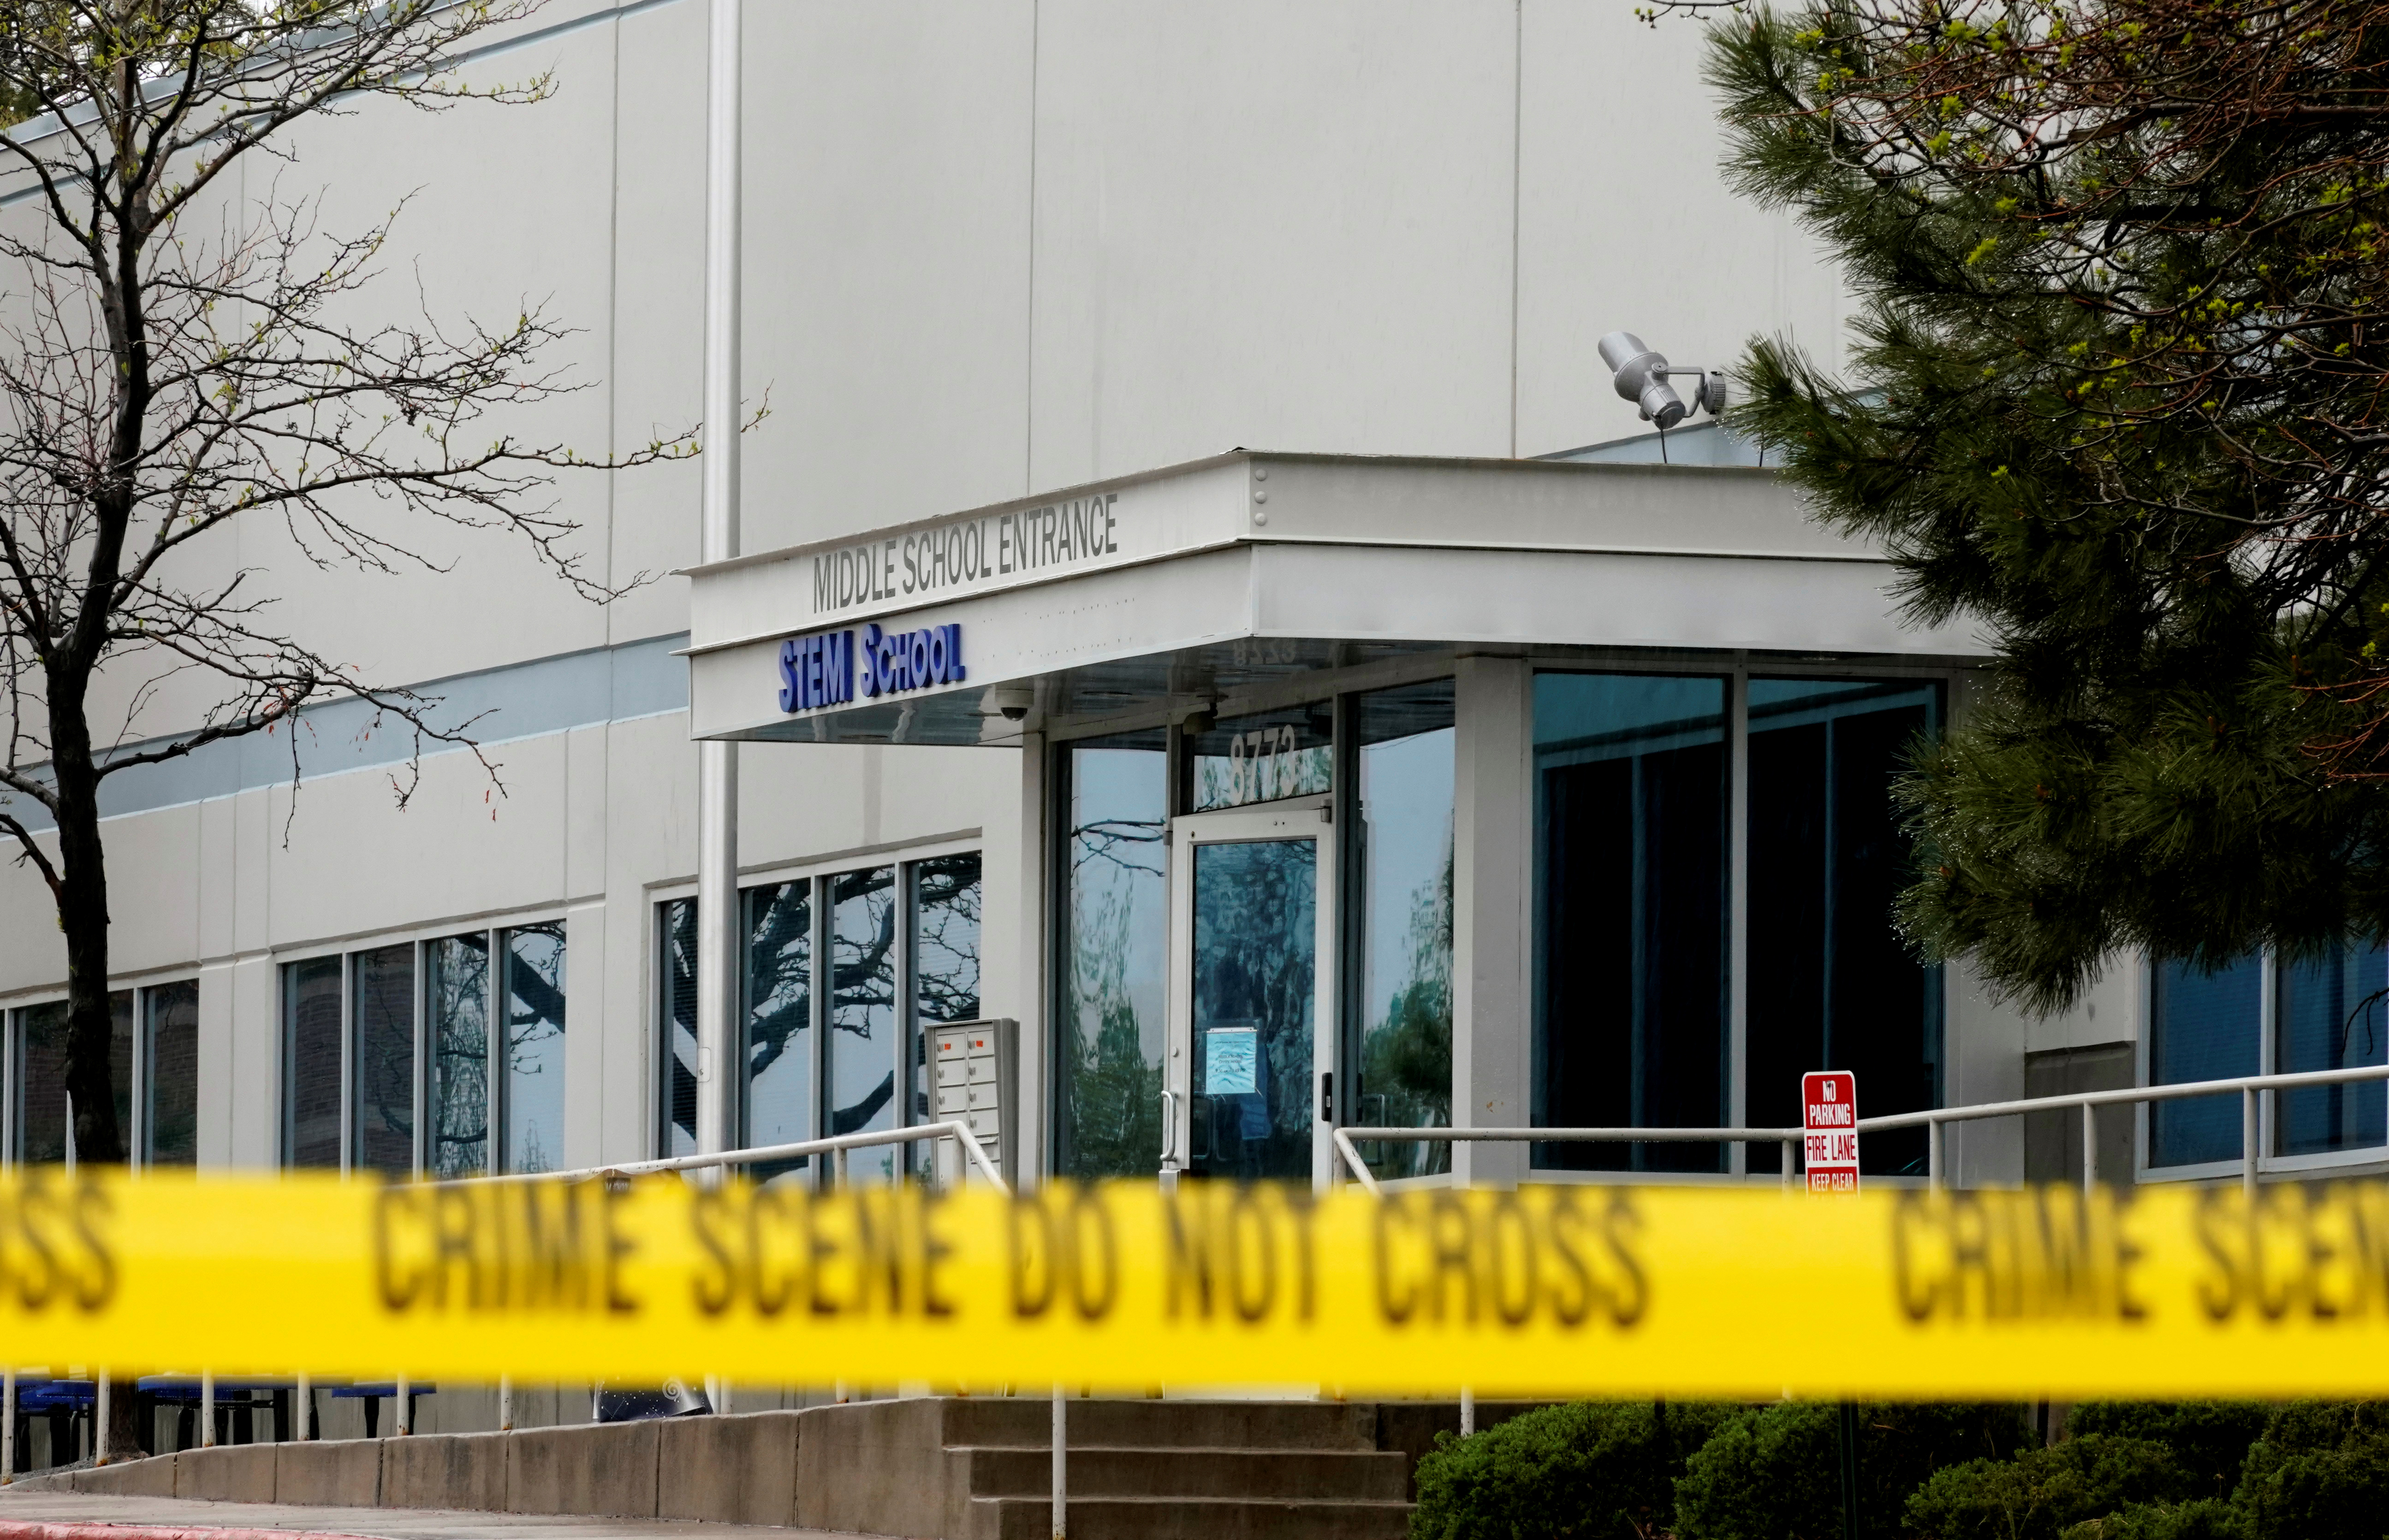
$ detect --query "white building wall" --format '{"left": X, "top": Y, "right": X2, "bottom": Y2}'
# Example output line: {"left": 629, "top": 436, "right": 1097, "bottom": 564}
{"left": 0, "top": 0, "right": 1857, "bottom": 1172}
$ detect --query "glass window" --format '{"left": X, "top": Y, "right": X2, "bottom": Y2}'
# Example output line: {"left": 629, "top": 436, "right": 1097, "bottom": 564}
{"left": 744, "top": 881, "right": 814, "bottom": 1176}
{"left": 1352, "top": 681, "right": 1455, "bottom": 1181}
{"left": 1533, "top": 673, "right": 1729, "bottom": 1173}
{"left": 911, "top": 853, "right": 984, "bottom": 1137}
{"left": 427, "top": 933, "right": 491, "bottom": 1178}
{"left": 281, "top": 958, "right": 343, "bottom": 1168}
{"left": 2151, "top": 955, "right": 2262, "bottom": 1167}
{"left": 107, "top": 990, "right": 132, "bottom": 1155}
{"left": 658, "top": 899, "right": 698, "bottom": 1158}
{"left": 501, "top": 925, "right": 567, "bottom": 1175}
{"left": 16, "top": 1001, "right": 68, "bottom": 1164}
{"left": 2277, "top": 943, "right": 2389, "bottom": 1157}
{"left": 1746, "top": 677, "right": 1944, "bottom": 1176}
{"left": 1056, "top": 729, "right": 1169, "bottom": 1178}
{"left": 828, "top": 867, "right": 898, "bottom": 1179}
{"left": 1189, "top": 704, "right": 1333, "bottom": 811}
{"left": 143, "top": 981, "right": 200, "bottom": 1167}
{"left": 352, "top": 946, "right": 415, "bottom": 1175}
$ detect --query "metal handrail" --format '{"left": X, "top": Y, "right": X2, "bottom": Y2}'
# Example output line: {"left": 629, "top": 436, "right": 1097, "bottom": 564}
{"left": 1331, "top": 1060, "right": 2389, "bottom": 1197}
{"left": 436, "top": 1119, "right": 1010, "bottom": 1194}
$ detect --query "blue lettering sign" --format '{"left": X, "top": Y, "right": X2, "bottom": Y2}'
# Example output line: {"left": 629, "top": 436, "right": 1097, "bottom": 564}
{"left": 779, "top": 623, "right": 963, "bottom": 714}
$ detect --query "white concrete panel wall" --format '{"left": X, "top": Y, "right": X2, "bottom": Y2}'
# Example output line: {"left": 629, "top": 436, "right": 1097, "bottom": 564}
{"left": 0, "top": 0, "right": 1979, "bottom": 1190}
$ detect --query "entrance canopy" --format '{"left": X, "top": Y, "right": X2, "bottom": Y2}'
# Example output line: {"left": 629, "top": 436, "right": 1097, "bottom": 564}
{"left": 681, "top": 452, "right": 1982, "bottom": 746}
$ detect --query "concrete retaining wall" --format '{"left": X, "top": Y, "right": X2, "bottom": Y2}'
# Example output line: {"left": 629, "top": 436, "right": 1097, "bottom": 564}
{"left": 6, "top": 1410, "right": 802, "bottom": 1523}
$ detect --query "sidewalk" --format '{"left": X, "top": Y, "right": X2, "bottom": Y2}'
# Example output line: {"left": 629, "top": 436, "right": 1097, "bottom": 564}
{"left": 0, "top": 1490, "right": 852, "bottom": 1540}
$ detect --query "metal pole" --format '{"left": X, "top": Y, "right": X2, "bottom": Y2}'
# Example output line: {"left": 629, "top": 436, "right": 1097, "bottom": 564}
{"left": 1782, "top": 1137, "right": 1795, "bottom": 1192}
{"left": 693, "top": 0, "right": 745, "bottom": 1173}
{"left": 297, "top": 1373, "right": 312, "bottom": 1440}
{"left": 93, "top": 1371, "right": 107, "bottom": 1466}
{"left": 3, "top": 1368, "right": 13, "bottom": 1483}
{"left": 498, "top": 1376, "right": 512, "bottom": 1432}
{"left": 1051, "top": 1386, "right": 1067, "bottom": 1540}
{"left": 2242, "top": 1085, "right": 2260, "bottom": 1202}
{"left": 1459, "top": 1387, "right": 1475, "bottom": 1436}
{"left": 1835, "top": 1400, "right": 1862, "bottom": 1540}
{"left": 2081, "top": 1102, "right": 2097, "bottom": 1196}
{"left": 200, "top": 1371, "right": 214, "bottom": 1449}
{"left": 1926, "top": 1118, "right": 1944, "bottom": 1192}
{"left": 396, "top": 1374, "right": 411, "bottom": 1435}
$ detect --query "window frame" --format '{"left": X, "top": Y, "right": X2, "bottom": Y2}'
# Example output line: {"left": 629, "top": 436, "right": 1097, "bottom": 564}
{"left": 274, "top": 908, "right": 568, "bottom": 1179}
{"left": 1042, "top": 650, "right": 1962, "bottom": 1184}
{"left": 649, "top": 835, "right": 985, "bottom": 1168}
{"left": 2136, "top": 944, "right": 2389, "bottom": 1184}
{"left": 2, "top": 979, "right": 190, "bottom": 1170}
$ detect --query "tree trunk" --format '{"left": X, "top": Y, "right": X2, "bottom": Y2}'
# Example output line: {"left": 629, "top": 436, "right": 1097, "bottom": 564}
{"left": 49, "top": 669, "right": 123, "bottom": 1166}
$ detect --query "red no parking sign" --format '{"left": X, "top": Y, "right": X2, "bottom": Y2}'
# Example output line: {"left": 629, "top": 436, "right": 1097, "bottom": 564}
{"left": 1802, "top": 1071, "right": 1858, "bottom": 1192}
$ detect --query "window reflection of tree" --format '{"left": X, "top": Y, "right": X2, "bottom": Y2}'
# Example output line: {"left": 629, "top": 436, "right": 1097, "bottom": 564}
{"left": 430, "top": 935, "right": 490, "bottom": 1177}
{"left": 1192, "top": 840, "right": 1316, "bottom": 1180}
{"left": 831, "top": 868, "right": 898, "bottom": 1137}
{"left": 1362, "top": 845, "right": 1454, "bottom": 1179}
{"left": 744, "top": 884, "right": 811, "bottom": 1089}
{"left": 660, "top": 900, "right": 698, "bottom": 1156}
{"left": 354, "top": 949, "right": 415, "bottom": 1173}
{"left": 504, "top": 926, "right": 566, "bottom": 1173}
{"left": 1063, "top": 812, "right": 1166, "bottom": 1179}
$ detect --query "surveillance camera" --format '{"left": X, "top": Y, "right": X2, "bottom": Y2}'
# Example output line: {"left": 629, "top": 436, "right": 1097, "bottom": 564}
{"left": 985, "top": 682, "right": 1034, "bottom": 722}
{"left": 1599, "top": 331, "right": 1727, "bottom": 431}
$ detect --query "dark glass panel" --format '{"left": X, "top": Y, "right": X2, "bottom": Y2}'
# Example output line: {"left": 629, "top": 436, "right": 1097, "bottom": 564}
{"left": 282, "top": 958, "right": 343, "bottom": 1168}
{"left": 502, "top": 924, "right": 567, "bottom": 1175}
{"left": 744, "top": 881, "right": 813, "bottom": 1178}
{"left": 1533, "top": 673, "right": 1728, "bottom": 1173}
{"left": 1353, "top": 680, "right": 1455, "bottom": 1180}
{"left": 912, "top": 854, "right": 984, "bottom": 1173}
{"left": 108, "top": 990, "right": 132, "bottom": 1154}
{"left": 1190, "top": 837, "right": 1317, "bottom": 1181}
{"left": 352, "top": 946, "right": 415, "bottom": 1175}
{"left": 17, "top": 1001, "right": 68, "bottom": 1164}
{"left": 829, "top": 867, "right": 899, "bottom": 1180}
{"left": 658, "top": 899, "right": 698, "bottom": 1159}
{"left": 2277, "top": 944, "right": 2389, "bottom": 1156}
{"left": 1746, "top": 678, "right": 1944, "bottom": 1177}
{"left": 1056, "top": 731, "right": 1168, "bottom": 1179}
{"left": 2151, "top": 955, "right": 2261, "bottom": 1167}
{"left": 427, "top": 933, "right": 491, "bottom": 1178}
{"left": 143, "top": 981, "right": 200, "bottom": 1167}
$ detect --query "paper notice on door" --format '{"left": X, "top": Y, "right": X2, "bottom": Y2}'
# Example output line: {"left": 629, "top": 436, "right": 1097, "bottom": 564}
{"left": 1204, "top": 1026, "right": 1260, "bottom": 1095}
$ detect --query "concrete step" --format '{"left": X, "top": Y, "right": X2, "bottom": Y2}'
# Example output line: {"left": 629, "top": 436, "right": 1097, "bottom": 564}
{"left": 961, "top": 1445, "right": 1409, "bottom": 1502}
{"left": 938, "top": 1398, "right": 1377, "bottom": 1451}
{"left": 977, "top": 1494, "right": 1412, "bottom": 1540}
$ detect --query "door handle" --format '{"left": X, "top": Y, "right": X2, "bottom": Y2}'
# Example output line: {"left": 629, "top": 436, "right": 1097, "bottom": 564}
{"left": 1158, "top": 1089, "right": 1177, "bottom": 1165}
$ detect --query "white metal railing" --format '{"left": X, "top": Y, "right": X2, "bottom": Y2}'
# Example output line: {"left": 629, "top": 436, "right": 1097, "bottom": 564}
{"left": 436, "top": 1119, "right": 1010, "bottom": 1193}
{"left": 1331, "top": 1061, "right": 2389, "bottom": 1197}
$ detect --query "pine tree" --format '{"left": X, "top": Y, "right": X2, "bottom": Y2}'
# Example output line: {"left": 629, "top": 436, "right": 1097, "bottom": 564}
{"left": 1706, "top": 0, "right": 2389, "bottom": 1010}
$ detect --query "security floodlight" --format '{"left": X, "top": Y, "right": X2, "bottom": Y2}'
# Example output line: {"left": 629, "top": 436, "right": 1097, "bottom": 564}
{"left": 1599, "top": 331, "right": 1728, "bottom": 430}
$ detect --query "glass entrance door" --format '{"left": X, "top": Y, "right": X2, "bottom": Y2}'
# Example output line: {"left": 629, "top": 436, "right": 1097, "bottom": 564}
{"left": 1164, "top": 794, "right": 1337, "bottom": 1190}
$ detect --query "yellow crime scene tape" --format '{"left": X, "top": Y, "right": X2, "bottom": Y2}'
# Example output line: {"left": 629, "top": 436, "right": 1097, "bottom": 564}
{"left": 1, "top": 1172, "right": 2386, "bottom": 1398}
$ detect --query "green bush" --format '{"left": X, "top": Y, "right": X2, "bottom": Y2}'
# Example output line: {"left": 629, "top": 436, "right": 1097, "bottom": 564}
{"left": 2063, "top": 1404, "right": 2271, "bottom": 1498}
{"left": 1904, "top": 1436, "right": 2189, "bottom": 1540}
{"left": 1409, "top": 1399, "right": 1734, "bottom": 1540}
{"left": 2061, "top": 1499, "right": 2251, "bottom": 1540}
{"left": 2235, "top": 1401, "right": 2389, "bottom": 1540}
{"left": 1674, "top": 1403, "right": 2033, "bottom": 1540}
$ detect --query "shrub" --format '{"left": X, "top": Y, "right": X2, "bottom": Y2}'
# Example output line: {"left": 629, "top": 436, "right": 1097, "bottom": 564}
{"left": 2235, "top": 1401, "right": 2389, "bottom": 1540}
{"left": 2061, "top": 1499, "right": 2251, "bottom": 1540}
{"left": 1674, "top": 1403, "right": 2033, "bottom": 1540}
{"left": 2064, "top": 1404, "right": 2271, "bottom": 1498}
{"left": 1410, "top": 1399, "right": 1734, "bottom": 1540}
{"left": 1905, "top": 1436, "right": 2189, "bottom": 1540}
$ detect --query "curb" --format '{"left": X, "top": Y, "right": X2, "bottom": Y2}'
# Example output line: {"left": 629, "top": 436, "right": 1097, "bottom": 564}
{"left": 0, "top": 1524, "right": 388, "bottom": 1540}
